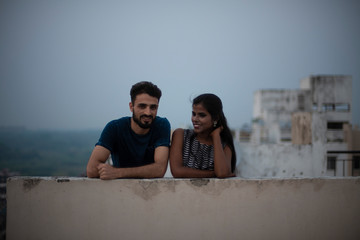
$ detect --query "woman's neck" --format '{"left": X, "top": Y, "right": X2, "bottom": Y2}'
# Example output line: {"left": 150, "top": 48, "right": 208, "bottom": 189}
{"left": 195, "top": 131, "right": 213, "bottom": 145}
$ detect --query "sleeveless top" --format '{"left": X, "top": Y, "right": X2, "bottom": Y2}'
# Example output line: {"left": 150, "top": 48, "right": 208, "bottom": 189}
{"left": 182, "top": 129, "right": 215, "bottom": 170}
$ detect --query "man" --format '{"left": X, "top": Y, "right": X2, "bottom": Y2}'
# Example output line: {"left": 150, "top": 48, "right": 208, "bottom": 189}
{"left": 86, "top": 81, "right": 170, "bottom": 179}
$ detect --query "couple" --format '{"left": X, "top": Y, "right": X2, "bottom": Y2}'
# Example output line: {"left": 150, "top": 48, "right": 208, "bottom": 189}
{"left": 86, "top": 81, "right": 236, "bottom": 179}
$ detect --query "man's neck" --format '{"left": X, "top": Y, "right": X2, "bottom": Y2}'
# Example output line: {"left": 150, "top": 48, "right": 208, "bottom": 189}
{"left": 130, "top": 118, "right": 150, "bottom": 135}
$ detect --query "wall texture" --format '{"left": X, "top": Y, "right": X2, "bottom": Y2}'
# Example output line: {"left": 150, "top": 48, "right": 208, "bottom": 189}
{"left": 237, "top": 143, "right": 326, "bottom": 178}
{"left": 7, "top": 177, "right": 360, "bottom": 240}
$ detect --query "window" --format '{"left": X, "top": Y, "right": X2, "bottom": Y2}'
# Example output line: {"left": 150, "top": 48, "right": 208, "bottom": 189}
{"left": 327, "top": 122, "right": 346, "bottom": 130}
{"left": 281, "top": 138, "right": 291, "bottom": 142}
{"left": 321, "top": 103, "right": 350, "bottom": 112}
{"left": 312, "top": 103, "right": 318, "bottom": 111}
{"left": 353, "top": 156, "right": 360, "bottom": 170}
{"left": 298, "top": 95, "right": 304, "bottom": 111}
{"left": 322, "top": 104, "right": 335, "bottom": 111}
{"left": 327, "top": 156, "right": 336, "bottom": 170}
{"left": 335, "top": 104, "right": 350, "bottom": 112}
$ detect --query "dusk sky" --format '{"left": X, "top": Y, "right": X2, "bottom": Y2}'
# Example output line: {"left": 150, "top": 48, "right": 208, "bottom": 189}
{"left": 1, "top": 0, "right": 359, "bottom": 131}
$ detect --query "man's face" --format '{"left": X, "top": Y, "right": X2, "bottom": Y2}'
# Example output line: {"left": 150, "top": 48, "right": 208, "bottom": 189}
{"left": 130, "top": 93, "right": 159, "bottom": 129}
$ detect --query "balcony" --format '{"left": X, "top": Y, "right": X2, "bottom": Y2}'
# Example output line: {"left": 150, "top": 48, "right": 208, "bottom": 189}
{"left": 6, "top": 177, "right": 360, "bottom": 240}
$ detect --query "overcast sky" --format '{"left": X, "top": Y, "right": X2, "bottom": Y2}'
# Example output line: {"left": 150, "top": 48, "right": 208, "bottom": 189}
{"left": 1, "top": 0, "right": 359, "bottom": 131}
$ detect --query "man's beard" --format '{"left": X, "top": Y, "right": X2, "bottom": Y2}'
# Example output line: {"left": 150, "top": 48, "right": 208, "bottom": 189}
{"left": 132, "top": 113, "right": 154, "bottom": 129}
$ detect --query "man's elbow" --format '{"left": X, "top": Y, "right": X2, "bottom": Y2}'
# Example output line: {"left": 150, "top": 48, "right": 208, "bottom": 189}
{"left": 154, "top": 172, "right": 165, "bottom": 178}
{"left": 86, "top": 166, "right": 99, "bottom": 178}
{"left": 154, "top": 167, "right": 167, "bottom": 178}
{"left": 151, "top": 163, "right": 167, "bottom": 178}
{"left": 87, "top": 172, "right": 98, "bottom": 178}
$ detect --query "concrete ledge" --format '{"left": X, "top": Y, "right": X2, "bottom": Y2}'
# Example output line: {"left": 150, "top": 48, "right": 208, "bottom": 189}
{"left": 7, "top": 177, "right": 360, "bottom": 240}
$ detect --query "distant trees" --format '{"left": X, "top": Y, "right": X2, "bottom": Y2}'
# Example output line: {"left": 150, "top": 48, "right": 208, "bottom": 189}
{"left": 0, "top": 128, "right": 101, "bottom": 177}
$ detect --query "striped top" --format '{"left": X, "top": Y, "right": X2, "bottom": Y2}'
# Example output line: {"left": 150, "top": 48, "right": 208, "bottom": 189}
{"left": 182, "top": 129, "right": 215, "bottom": 170}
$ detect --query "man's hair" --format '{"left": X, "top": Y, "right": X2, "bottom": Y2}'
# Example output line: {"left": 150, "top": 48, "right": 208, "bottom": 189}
{"left": 130, "top": 81, "right": 162, "bottom": 103}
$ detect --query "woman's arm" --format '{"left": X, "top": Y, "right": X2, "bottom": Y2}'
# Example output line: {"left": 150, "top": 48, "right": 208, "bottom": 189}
{"left": 169, "top": 128, "right": 215, "bottom": 178}
{"left": 211, "top": 127, "right": 234, "bottom": 178}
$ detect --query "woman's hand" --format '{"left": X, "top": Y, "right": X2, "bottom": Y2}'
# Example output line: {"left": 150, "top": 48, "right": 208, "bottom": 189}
{"left": 210, "top": 126, "right": 223, "bottom": 138}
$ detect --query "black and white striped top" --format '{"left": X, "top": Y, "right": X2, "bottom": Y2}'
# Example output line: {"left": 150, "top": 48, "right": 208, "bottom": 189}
{"left": 182, "top": 129, "right": 215, "bottom": 170}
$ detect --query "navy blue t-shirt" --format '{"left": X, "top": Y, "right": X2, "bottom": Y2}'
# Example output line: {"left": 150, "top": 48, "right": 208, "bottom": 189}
{"left": 96, "top": 116, "right": 170, "bottom": 168}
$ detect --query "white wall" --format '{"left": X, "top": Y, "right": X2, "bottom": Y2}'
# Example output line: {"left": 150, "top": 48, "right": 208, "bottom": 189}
{"left": 237, "top": 143, "right": 326, "bottom": 178}
{"left": 7, "top": 177, "right": 360, "bottom": 240}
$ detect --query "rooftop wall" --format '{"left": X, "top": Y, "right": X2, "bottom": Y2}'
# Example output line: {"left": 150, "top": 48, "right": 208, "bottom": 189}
{"left": 7, "top": 177, "right": 360, "bottom": 240}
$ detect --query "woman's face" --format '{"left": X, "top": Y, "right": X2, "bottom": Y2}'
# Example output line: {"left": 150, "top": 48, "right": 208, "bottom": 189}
{"left": 191, "top": 103, "right": 213, "bottom": 134}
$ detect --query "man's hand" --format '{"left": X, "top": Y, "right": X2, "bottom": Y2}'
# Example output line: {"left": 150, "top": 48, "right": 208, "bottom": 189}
{"left": 97, "top": 163, "right": 120, "bottom": 180}
{"left": 90, "top": 146, "right": 169, "bottom": 179}
{"left": 87, "top": 146, "right": 111, "bottom": 178}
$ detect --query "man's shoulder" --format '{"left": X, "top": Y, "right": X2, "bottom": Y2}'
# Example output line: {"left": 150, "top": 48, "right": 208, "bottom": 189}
{"left": 103, "top": 117, "right": 131, "bottom": 132}
{"left": 154, "top": 116, "right": 170, "bottom": 128}
{"left": 107, "top": 117, "right": 130, "bottom": 126}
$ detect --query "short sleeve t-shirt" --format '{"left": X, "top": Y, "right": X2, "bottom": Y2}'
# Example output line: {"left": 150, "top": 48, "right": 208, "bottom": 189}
{"left": 96, "top": 116, "right": 170, "bottom": 168}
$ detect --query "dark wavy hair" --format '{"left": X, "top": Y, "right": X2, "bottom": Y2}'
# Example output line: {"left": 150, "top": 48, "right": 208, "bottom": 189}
{"left": 130, "top": 81, "right": 162, "bottom": 103}
{"left": 193, "top": 93, "right": 236, "bottom": 173}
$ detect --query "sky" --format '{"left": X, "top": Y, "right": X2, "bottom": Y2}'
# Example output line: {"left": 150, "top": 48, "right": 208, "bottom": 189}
{"left": 0, "top": 0, "right": 359, "bottom": 131}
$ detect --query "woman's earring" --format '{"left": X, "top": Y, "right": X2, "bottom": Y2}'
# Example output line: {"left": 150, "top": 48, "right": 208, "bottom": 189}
{"left": 213, "top": 121, "right": 217, "bottom": 127}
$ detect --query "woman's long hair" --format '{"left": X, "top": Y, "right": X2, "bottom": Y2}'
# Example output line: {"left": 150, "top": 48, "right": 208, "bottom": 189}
{"left": 193, "top": 93, "right": 236, "bottom": 173}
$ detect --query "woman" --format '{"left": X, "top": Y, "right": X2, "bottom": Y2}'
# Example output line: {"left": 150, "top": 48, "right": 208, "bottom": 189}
{"left": 169, "top": 93, "right": 236, "bottom": 178}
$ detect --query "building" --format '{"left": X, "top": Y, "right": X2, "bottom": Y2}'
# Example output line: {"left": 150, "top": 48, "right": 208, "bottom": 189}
{"left": 237, "top": 75, "right": 359, "bottom": 178}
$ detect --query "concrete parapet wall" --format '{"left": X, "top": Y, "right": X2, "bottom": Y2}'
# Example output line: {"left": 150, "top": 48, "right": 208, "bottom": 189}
{"left": 6, "top": 177, "right": 360, "bottom": 240}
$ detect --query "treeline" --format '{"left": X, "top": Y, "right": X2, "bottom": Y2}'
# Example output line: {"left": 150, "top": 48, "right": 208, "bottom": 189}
{"left": 0, "top": 128, "right": 101, "bottom": 177}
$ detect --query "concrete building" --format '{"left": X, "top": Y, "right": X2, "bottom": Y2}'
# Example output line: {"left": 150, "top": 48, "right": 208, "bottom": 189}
{"left": 238, "top": 75, "right": 359, "bottom": 178}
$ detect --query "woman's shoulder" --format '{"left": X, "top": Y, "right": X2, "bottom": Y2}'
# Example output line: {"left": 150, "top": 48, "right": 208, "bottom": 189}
{"left": 172, "top": 128, "right": 194, "bottom": 138}
{"left": 172, "top": 128, "right": 184, "bottom": 137}
{"left": 175, "top": 128, "right": 193, "bottom": 134}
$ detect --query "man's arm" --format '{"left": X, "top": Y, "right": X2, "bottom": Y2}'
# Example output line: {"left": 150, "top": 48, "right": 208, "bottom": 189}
{"left": 169, "top": 128, "right": 216, "bottom": 178}
{"left": 86, "top": 145, "right": 111, "bottom": 178}
{"left": 97, "top": 146, "right": 169, "bottom": 180}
